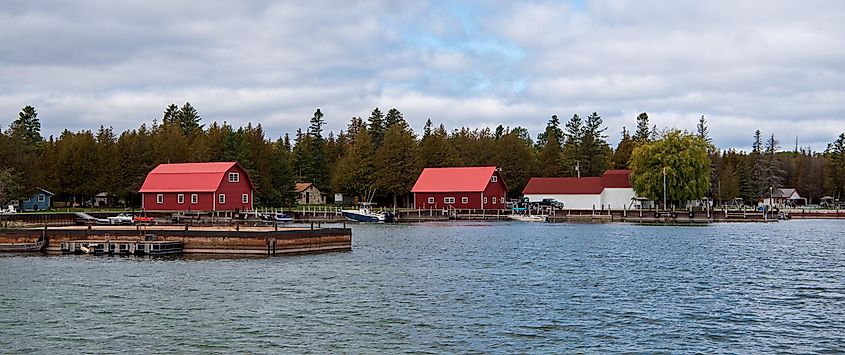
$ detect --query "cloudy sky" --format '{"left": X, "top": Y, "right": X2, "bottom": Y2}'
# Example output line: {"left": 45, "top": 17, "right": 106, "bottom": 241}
{"left": 1, "top": 0, "right": 844, "bottom": 151}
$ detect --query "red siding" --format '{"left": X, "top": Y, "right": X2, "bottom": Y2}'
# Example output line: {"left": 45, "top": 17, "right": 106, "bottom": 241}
{"left": 142, "top": 165, "right": 253, "bottom": 211}
{"left": 413, "top": 171, "right": 507, "bottom": 209}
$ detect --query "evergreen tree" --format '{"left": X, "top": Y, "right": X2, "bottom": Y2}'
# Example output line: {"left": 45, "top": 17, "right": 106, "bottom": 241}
{"left": 384, "top": 108, "right": 405, "bottom": 129}
{"left": 611, "top": 127, "right": 635, "bottom": 169}
{"left": 162, "top": 104, "right": 178, "bottom": 126}
{"left": 418, "top": 123, "right": 461, "bottom": 168}
{"left": 825, "top": 132, "right": 845, "bottom": 199}
{"left": 536, "top": 127, "right": 563, "bottom": 177}
{"left": 368, "top": 107, "right": 385, "bottom": 148}
{"left": 306, "top": 109, "right": 327, "bottom": 187}
{"left": 561, "top": 114, "right": 583, "bottom": 176}
{"left": 536, "top": 115, "right": 563, "bottom": 149}
{"left": 175, "top": 102, "right": 203, "bottom": 137}
{"left": 696, "top": 115, "right": 712, "bottom": 145}
{"left": 374, "top": 124, "right": 418, "bottom": 207}
{"left": 9, "top": 105, "right": 43, "bottom": 147}
{"left": 493, "top": 129, "right": 535, "bottom": 195}
{"left": 755, "top": 134, "right": 785, "bottom": 197}
{"left": 634, "top": 112, "right": 651, "bottom": 142}
{"left": 580, "top": 112, "right": 610, "bottom": 176}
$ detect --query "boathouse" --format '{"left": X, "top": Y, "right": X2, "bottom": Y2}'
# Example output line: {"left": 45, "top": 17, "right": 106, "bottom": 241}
{"left": 411, "top": 166, "right": 507, "bottom": 209}
{"left": 522, "top": 170, "right": 636, "bottom": 210}
{"left": 139, "top": 162, "right": 254, "bottom": 211}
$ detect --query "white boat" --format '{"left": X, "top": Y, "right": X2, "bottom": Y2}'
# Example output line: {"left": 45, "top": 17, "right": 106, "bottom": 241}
{"left": 508, "top": 214, "right": 547, "bottom": 222}
{"left": 341, "top": 204, "right": 394, "bottom": 222}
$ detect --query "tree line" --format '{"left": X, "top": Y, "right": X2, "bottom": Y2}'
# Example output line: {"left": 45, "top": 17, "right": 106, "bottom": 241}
{"left": 0, "top": 104, "right": 843, "bottom": 208}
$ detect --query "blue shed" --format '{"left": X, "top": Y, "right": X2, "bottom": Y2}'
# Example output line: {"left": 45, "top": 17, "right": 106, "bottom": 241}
{"left": 22, "top": 188, "right": 54, "bottom": 211}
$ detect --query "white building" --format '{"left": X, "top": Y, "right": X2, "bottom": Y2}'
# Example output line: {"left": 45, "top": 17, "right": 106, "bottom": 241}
{"left": 522, "top": 170, "right": 638, "bottom": 210}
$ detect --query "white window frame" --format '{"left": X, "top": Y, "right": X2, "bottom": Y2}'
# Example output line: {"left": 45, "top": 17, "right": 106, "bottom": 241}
{"left": 444, "top": 197, "right": 455, "bottom": 204}
{"left": 242, "top": 194, "right": 249, "bottom": 204}
{"left": 228, "top": 172, "right": 240, "bottom": 183}
{"left": 483, "top": 196, "right": 488, "bottom": 204}
{"left": 156, "top": 194, "right": 163, "bottom": 204}
{"left": 493, "top": 197, "right": 497, "bottom": 204}
{"left": 37, "top": 194, "right": 45, "bottom": 202}
{"left": 219, "top": 194, "right": 226, "bottom": 204}
{"left": 177, "top": 194, "right": 185, "bottom": 204}
{"left": 427, "top": 197, "right": 434, "bottom": 204}
{"left": 191, "top": 194, "right": 198, "bottom": 204}
{"left": 491, "top": 175, "right": 497, "bottom": 182}
{"left": 461, "top": 196, "right": 469, "bottom": 204}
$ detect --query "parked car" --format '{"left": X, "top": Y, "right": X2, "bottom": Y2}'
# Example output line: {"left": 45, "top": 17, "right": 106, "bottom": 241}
{"left": 74, "top": 212, "right": 110, "bottom": 225}
{"left": 537, "top": 198, "right": 564, "bottom": 207}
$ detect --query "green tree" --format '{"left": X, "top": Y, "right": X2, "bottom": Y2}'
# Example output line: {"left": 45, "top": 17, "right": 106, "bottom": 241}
{"left": 536, "top": 127, "right": 563, "bottom": 177}
{"left": 634, "top": 112, "right": 651, "bottom": 142}
{"left": 755, "top": 134, "right": 785, "bottom": 196}
{"left": 494, "top": 129, "right": 535, "bottom": 195}
{"left": 306, "top": 108, "right": 327, "bottom": 187}
{"left": 696, "top": 115, "right": 712, "bottom": 145}
{"left": 630, "top": 129, "right": 712, "bottom": 206}
{"left": 374, "top": 124, "right": 418, "bottom": 207}
{"left": 580, "top": 112, "right": 610, "bottom": 176}
{"left": 611, "top": 127, "right": 635, "bottom": 169}
{"left": 9, "top": 105, "right": 43, "bottom": 147}
{"left": 536, "top": 115, "right": 563, "bottom": 149}
{"left": 175, "top": 102, "right": 203, "bottom": 137}
{"left": 332, "top": 118, "right": 375, "bottom": 200}
{"left": 384, "top": 108, "right": 404, "bottom": 129}
{"left": 368, "top": 107, "right": 385, "bottom": 148}
{"left": 561, "top": 114, "right": 583, "bottom": 176}
{"left": 418, "top": 123, "right": 461, "bottom": 168}
{"left": 825, "top": 132, "right": 845, "bottom": 198}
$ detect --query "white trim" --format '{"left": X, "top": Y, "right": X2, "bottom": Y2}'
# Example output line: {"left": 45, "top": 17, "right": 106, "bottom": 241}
{"left": 156, "top": 194, "right": 163, "bottom": 204}
{"left": 37, "top": 194, "right": 45, "bottom": 202}
{"left": 427, "top": 197, "right": 434, "bottom": 204}
{"left": 444, "top": 196, "right": 455, "bottom": 204}
{"left": 242, "top": 193, "right": 249, "bottom": 204}
{"left": 219, "top": 193, "right": 226, "bottom": 204}
{"left": 191, "top": 194, "right": 198, "bottom": 204}
{"left": 228, "top": 172, "right": 240, "bottom": 183}
{"left": 461, "top": 196, "right": 468, "bottom": 204}
{"left": 491, "top": 175, "right": 497, "bottom": 182}
{"left": 177, "top": 194, "right": 184, "bottom": 204}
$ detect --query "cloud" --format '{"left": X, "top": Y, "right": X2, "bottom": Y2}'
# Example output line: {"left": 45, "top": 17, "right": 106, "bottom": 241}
{"left": 0, "top": 0, "right": 843, "bottom": 151}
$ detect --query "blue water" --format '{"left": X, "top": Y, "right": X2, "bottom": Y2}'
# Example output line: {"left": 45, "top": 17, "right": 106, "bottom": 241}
{"left": 1, "top": 220, "right": 844, "bottom": 353}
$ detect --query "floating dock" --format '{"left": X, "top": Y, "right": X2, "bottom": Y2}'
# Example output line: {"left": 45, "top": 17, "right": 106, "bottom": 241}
{"left": 0, "top": 225, "right": 352, "bottom": 256}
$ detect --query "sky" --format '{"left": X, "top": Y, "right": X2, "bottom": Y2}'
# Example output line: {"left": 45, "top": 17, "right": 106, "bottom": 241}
{"left": 1, "top": 0, "right": 844, "bottom": 151}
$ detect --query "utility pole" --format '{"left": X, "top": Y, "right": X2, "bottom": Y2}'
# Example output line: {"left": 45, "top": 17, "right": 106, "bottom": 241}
{"left": 663, "top": 167, "right": 667, "bottom": 211}
{"left": 575, "top": 160, "right": 581, "bottom": 178}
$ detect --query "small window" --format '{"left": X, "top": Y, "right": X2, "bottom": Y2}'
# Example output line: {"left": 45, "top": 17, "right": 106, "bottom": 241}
{"left": 483, "top": 196, "right": 488, "bottom": 204}
{"left": 427, "top": 197, "right": 434, "bottom": 204}
{"left": 461, "top": 197, "right": 468, "bottom": 204}
{"left": 38, "top": 194, "right": 45, "bottom": 202}
{"left": 493, "top": 197, "right": 497, "bottom": 204}
{"left": 228, "top": 172, "right": 240, "bottom": 183}
{"left": 156, "top": 194, "right": 163, "bottom": 204}
{"left": 191, "top": 194, "right": 198, "bottom": 204}
{"left": 177, "top": 194, "right": 184, "bottom": 204}
{"left": 219, "top": 194, "right": 226, "bottom": 204}
{"left": 491, "top": 176, "right": 497, "bottom": 182}
{"left": 444, "top": 197, "right": 455, "bottom": 204}
{"left": 242, "top": 194, "right": 249, "bottom": 204}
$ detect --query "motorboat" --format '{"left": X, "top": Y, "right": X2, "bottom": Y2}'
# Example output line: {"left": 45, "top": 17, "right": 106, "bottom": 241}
{"left": 341, "top": 204, "right": 394, "bottom": 222}
{"left": 273, "top": 213, "right": 294, "bottom": 222}
{"left": 507, "top": 214, "right": 547, "bottom": 222}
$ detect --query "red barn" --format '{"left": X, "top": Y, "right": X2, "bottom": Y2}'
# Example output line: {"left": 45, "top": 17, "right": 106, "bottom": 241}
{"left": 139, "top": 162, "right": 255, "bottom": 211}
{"left": 411, "top": 166, "right": 507, "bottom": 209}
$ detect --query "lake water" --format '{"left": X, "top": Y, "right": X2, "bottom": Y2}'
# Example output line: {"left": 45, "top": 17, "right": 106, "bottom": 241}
{"left": 1, "top": 220, "right": 844, "bottom": 353}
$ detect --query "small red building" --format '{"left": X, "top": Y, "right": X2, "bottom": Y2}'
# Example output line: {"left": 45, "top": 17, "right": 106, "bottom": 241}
{"left": 411, "top": 166, "right": 507, "bottom": 209}
{"left": 139, "top": 162, "right": 255, "bottom": 211}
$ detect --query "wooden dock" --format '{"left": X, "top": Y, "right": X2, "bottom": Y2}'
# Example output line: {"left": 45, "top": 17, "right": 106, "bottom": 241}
{"left": 0, "top": 225, "right": 352, "bottom": 256}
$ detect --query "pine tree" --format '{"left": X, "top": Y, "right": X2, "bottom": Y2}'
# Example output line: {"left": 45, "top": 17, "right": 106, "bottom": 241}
{"left": 384, "top": 108, "right": 405, "bottom": 129}
{"left": 562, "top": 114, "right": 583, "bottom": 176}
{"left": 162, "top": 104, "right": 178, "bottom": 126}
{"left": 175, "top": 102, "right": 203, "bottom": 137}
{"left": 581, "top": 112, "right": 610, "bottom": 176}
{"left": 9, "top": 105, "right": 43, "bottom": 147}
{"left": 536, "top": 128, "right": 563, "bottom": 177}
{"left": 697, "top": 115, "right": 712, "bottom": 145}
{"left": 634, "top": 112, "right": 651, "bottom": 142}
{"left": 306, "top": 108, "right": 326, "bottom": 187}
{"left": 536, "top": 115, "right": 563, "bottom": 149}
{"left": 368, "top": 107, "right": 385, "bottom": 148}
{"left": 611, "top": 127, "right": 635, "bottom": 169}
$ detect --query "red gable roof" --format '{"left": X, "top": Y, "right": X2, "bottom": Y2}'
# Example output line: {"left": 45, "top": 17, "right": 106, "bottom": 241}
{"left": 411, "top": 166, "right": 499, "bottom": 193}
{"left": 522, "top": 170, "right": 631, "bottom": 195}
{"left": 523, "top": 177, "right": 603, "bottom": 194}
{"left": 139, "top": 162, "right": 254, "bottom": 193}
